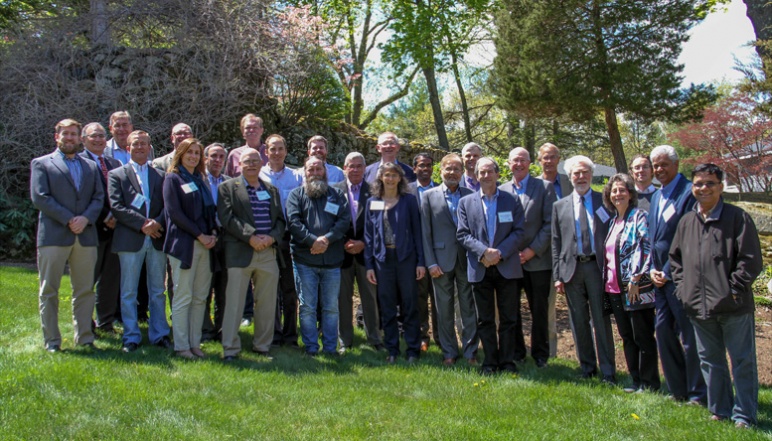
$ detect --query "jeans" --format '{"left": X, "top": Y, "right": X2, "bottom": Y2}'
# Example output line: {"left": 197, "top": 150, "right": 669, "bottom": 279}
{"left": 118, "top": 238, "right": 170, "bottom": 345}
{"left": 293, "top": 262, "right": 340, "bottom": 354}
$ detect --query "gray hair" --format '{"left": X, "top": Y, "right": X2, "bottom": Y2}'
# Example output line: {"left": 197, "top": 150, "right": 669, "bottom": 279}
{"left": 650, "top": 145, "right": 678, "bottom": 162}
{"left": 564, "top": 155, "right": 595, "bottom": 175}
{"left": 462, "top": 142, "right": 482, "bottom": 155}
{"left": 81, "top": 122, "right": 105, "bottom": 137}
{"left": 508, "top": 147, "right": 530, "bottom": 162}
{"left": 204, "top": 143, "right": 227, "bottom": 156}
{"left": 474, "top": 157, "right": 500, "bottom": 176}
{"left": 344, "top": 151, "right": 365, "bottom": 166}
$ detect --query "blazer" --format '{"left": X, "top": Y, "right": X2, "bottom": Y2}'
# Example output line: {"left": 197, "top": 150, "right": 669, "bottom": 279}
{"left": 217, "top": 176, "right": 285, "bottom": 269}
{"left": 420, "top": 184, "right": 473, "bottom": 272}
{"left": 457, "top": 189, "right": 525, "bottom": 283}
{"left": 333, "top": 180, "right": 371, "bottom": 268}
{"left": 551, "top": 190, "right": 611, "bottom": 284}
{"left": 364, "top": 160, "right": 416, "bottom": 184}
{"left": 364, "top": 193, "right": 425, "bottom": 269}
{"left": 407, "top": 180, "right": 440, "bottom": 202}
{"left": 500, "top": 177, "right": 556, "bottom": 272}
{"left": 108, "top": 162, "right": 166, "bottom": 252}
{"left": 163, "top": 172, "right": 217, "bottom": 269}
{"left": 541, "top": 173, "right": 573, "bottom": 199}
{"left": 648, "top": 173, "right": 695, "bottom": 279}
{"left": 30, "top": 150, "right": 103, "bottom": 247}
{"left": 79, "top": 151, "right": 122, "bottom": 241}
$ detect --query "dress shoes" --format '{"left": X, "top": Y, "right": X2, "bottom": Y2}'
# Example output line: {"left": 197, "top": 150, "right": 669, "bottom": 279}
{"left": 222, "top": 355, "right": 238, "bottom": 362}
{"left": 122, "top": 342, "right": 139, "bottom": 353}
{"left": 176, "top": 350, "right": 196, "bottom": 360}
{"left": 420, "top": 342, "right": 429, "bottom": 352}
{"left": 601, "top": 375, "right": 617, "bottom": 386}
{"left": 442, "top": 358, "right": 456, "bottom": 366}
{"left": 45, "top": 344, "right": 61, "bottom": 353}
{"left": 386, "top": 355, "right": 397, "bottom": 364}
{"left": 190, "top": 348, "right": 206, "bottom": 359}
{"left": 580, "top": 370, "right": 598, "bottom": 380}
{"left": 481, "top": 366, "right": 497, "bottom": 376}
{"left": 466, "top": 358, "right": 478, "bottom": 366}
{"left": 154, "top": 336, "right": 172, "bottom": 349}
{"left": 502, "top": 363, "right": 518, "bottom": 374}
{"left": 535, "top": 358, "right": 548, "bottom": 368}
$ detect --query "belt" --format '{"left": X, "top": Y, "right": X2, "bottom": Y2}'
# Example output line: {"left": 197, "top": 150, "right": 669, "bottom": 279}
{"left": 577, "top": 255, "right": 596, "bottom": 263}
{"left": 385, "top": 244, "right": 396, "bottom": 249}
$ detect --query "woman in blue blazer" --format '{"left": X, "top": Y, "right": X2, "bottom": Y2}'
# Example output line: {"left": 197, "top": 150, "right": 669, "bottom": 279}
{"left": 365, "top": 162, "right": 426, "bottom": 363}
{"left": 163, "top": 138, "right": 218, "bottom": 360}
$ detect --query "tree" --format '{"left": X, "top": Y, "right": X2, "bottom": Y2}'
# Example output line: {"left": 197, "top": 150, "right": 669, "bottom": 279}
{"left": 670, "top": 91, "right": 772, "bottom": 193}
{"left": 493, "top": 0, "right": 709, "bottom": 172}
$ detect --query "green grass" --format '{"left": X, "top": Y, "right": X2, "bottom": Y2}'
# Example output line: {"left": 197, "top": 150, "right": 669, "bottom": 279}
{"left": 1, "top": 265, "right": 771, "bottom": 440}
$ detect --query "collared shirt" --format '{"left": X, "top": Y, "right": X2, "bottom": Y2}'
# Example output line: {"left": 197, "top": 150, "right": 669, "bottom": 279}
{"left": 106, "top": 139, "right": 130, "bottom": 165}
{"left": 325, "top": 163, "right": 345, "bottom": 184}
{"left": 464, "top": 174, "right": 480, "bottom": 192}
{"left": 259, "top": 165, "right": 303, "bottom": 216}
{"left": 573, "top": 191, "right": 595, "bottom": 255}
{"left": 347, "top": 180, "right": 362, "bottom": 231}
{"left": 58, "top": 149, "right": 83, "bottom": 191}
{"left": 696, "top": 198, "right": 723, "bottom": 223}
{"left": 513, "top": 174, "right": 530, "bottom": 198}
{"left": 207, "top": 174, "right": 225, "bottom": 207}
{"left": 226, "top": 144, "right": 268, "bottom": 177}
{"left": 636, "top": 184, "right": 656, "bottom": 195}
{"left": 443, "top": 184, "right": 462, "bottom": 225}
{"left": 657, "top": 173, "right": 683, "bottom": 219}
{"left": 552, "top": 176, "right": 563, "bottom": 199}
{"left": 416, "top": 180, "right": 435, "bottom": 203}
{"left": 243, "top": 176, "right": 272, "bottom": 235}
{"left": 480, "top": 189, "right": 499, "bottom": 245}
{"left": 129, "top": 160, "right": 150, "bottom": 216}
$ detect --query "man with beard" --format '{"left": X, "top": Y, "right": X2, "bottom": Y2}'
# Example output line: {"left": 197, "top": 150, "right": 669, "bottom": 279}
{"left": 306, "top": 135, "right": 345, "bottom": 184}
{"left": 31, "top": 119, "right": 104, "bottom": 352}
{"left": 217, "top": 148, "right": 283, "bottom": 361}
{"left": 152, "top": 123, "right": 194, "bottom": 172}
{"left": 79, "top": 122, "right": 122, "bottom": 335}
{"left": 286, "top": 157, "right": 351, "bottom": 356}
{"left": 629, "top": 154, "right": 656, "bottom": 212}
{"left": 460, "top": 142, "right": 482, "bottom": 191}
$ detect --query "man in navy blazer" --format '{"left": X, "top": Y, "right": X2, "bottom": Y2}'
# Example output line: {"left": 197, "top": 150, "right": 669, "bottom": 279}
{"left": 500, "top": 147, "right": 557, "bottom": 368}
{"left": 551, "top": 155, "right": 615, "bottom": 383}
{"left": 363, "top": 132, "right": 416, "bottom": 184}
{"left": 108, "top": 130, "right": 171, "bottom": 353}
{"left": 79, "top": 122, "right": 123, "bottom": 334}
{"left": 648, "top": 145, "right": 706, "bottom": 404}
{"left": 31, "top": 119, "right": 104, "bottom": 352}
{"left": 457, "top": 157, "right": 525, "bottom": 374}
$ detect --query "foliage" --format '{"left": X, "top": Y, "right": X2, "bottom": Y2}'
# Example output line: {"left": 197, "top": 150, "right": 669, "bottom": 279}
{"left": 0, "top": 193, "right": 37, "bottom": 260}
{"left": 669, "top": 91, "right": 772, "bottom": 194}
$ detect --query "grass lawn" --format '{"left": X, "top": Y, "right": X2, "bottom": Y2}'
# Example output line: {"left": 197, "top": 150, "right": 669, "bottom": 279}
{"left": 2, "top": 265, "right": 771, "bottom": 440}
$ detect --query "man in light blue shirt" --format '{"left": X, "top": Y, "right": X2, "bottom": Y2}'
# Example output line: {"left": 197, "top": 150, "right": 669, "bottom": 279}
{"left": 306, "top": 135, "right": 344, "bottom": 184}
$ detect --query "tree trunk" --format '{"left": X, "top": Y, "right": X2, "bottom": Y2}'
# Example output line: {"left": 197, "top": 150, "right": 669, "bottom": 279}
{"left": 744, "top": 0, "right": 772, "bottom": 57}
{"left": 90, "top": 0, "right": 110, "bottom": 46}
{"left": 604, "top": 106, "right": 627, "bottom": 173}
{"left": 422, "top": 65, "right": 450, "bottom": 149}
{"left": 450, "top": 51, "right": 472, "bottom": 143}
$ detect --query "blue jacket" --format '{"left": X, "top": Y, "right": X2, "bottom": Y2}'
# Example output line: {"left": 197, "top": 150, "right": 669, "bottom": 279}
{"left": 364, "top": 193, "right": 424, "bottom": 269}
{"left": 648, "top": 174, "right": 695, "bottom": 279}
{"left": 163, "top": 172, "right": 217, "bottom": 270}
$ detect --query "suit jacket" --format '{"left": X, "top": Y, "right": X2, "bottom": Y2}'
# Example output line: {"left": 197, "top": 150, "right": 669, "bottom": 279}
{"left": 364, "top": 193, "right": 424, "bottom": 269}
{"left": 30, "top": 150, "right": 104, "bottom": 247}
{"left": 152, "top": 151, "right": 174, "bottom": 172}
{"left": 551, "top": 190, "right": 611, "bottom": 283}
{"left": 333, "top": 180, "right": 371, "bottom": 268}
{"left": 457, "top": 189, "right": 525, "bottom": 283}
{"left": 500, "top": 176, "right": 556, "bottom": 272}
{"left": 364, "top": 160, "right": 416, "bottom": 184}
{"left": 79, "top": 151, "right": 122, "bottom": 242}
{"left": 407, "top": 180, "right": 439, "bottom": 202}
{"left": 163, "top": 172, "right": 217, "bottom": 269}
{"left": 217, "top": 176, "right": 285, "bottom": 269}
{"left": 420, "top": 184, "right": 473, "bottom": 272}
{"left": 649, "top": 173, "right": 695, "bottom": 279}
{"left": 108, "top": 162, "right": 166, "bottom": 253}
{"left": 541, "top": 173, "right": 573, "bottom": 199}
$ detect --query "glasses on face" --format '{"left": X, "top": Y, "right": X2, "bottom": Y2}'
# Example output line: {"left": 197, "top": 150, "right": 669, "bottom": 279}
{"left": 241, "top": 159, "right": 261, "bottom": 166}
{"left": 693, "top": 181, "right": 720, "bottom": 189}
{"left": 86, "top": 133, "right": 106, "bottom": 139}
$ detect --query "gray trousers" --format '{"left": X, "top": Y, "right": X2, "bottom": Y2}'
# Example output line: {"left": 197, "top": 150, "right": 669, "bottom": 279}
{"left": 432, "top": 259, "right": 478, "bottom": 360}
{"left": 339, "top": 258, "right": 382, "bottom": 347}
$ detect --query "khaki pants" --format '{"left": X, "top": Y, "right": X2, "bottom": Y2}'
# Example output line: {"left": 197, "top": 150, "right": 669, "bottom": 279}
{"left": 37, "top": 239, "right": 97, "bottom": 347}
{"left": 169, "top": 241, "right": 212, "bottom": 351}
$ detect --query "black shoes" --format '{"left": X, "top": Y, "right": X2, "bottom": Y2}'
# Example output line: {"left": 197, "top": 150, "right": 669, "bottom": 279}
{"left": 154, "top": 336, "right": 172, "bottom": 349}
{"left": 45, "top": 344, "right": 60, "bottom": 353}
{"left": 535, "top": 358, "right": 548, "bottom": 368}
{"left": 122, "top": 342, "right": 139, "bottom": 353}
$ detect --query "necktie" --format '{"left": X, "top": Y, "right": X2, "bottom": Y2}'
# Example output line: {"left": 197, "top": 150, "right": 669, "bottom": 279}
{"left": 579, "top": 195, "right": 592, "bottom": 256}
{"left": 98, "top": 156, "right": 109, "bottom": 182}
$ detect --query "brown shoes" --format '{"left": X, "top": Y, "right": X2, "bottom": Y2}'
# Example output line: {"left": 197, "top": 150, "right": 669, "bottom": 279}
{"left": 420, "top": 342, "right": 429, "bottom": 352}
{"left": 190, "top": 348, "right": 205, "bottom": 359}
{"left": 176, "top": 350, "right": 196, "bottom": 360}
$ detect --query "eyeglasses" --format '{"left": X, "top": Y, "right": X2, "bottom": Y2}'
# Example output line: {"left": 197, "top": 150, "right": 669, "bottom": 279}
{"left": 693, "top": 181, "right": 720, "bottom": 189}
{"left": 86, "top": 133, "right": 106, "bottom": 139}
{"left": 241, "top": 159, "right": 261, "bottom": 166}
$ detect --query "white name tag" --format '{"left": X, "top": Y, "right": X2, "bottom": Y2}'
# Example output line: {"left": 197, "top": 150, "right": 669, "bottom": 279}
{"left": 370, "top": 200, "right": 385, "bottom": 211}
{"left": 595, "top": 207, "right": 610, "bottom": 223}
{"left": 131, "top": 193, "right": 147, "bottom": 210}
{"left": 181, "top": 182, "right": 198, "bottom": 194}
{"left": 325, "top": 201, "right": 340, "bottom": 215}
{"left": 498, "top": 211, "right": 513, "bottom": 223}
{"left": 662, "top": 204, "right": 675, "bottom": 222}
{"left": 257, "top": 190, "right": 271, "bottom": 201}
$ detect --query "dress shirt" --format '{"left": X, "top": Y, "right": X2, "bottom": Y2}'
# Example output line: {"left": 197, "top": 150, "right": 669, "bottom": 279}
{"left": 572, "top": 191, "right": 595, "bottom": 255}
{"left": 657, "top": 174, "right": 683, "bottom": 218}
{"left": 129, "top": 160, "right": 150, "bottom": 215}
{"left": 325, "top": 163, "right": 345, "bottom": 184}
{"left": 106, "top": 139, "right": 130, "bottom": 165}
{"left": 551, "top": 175, "right": 563, "bottom": 199}
{"left": 636, "top": 184, "right": 656, "bottom": 195}
{"left": 444, "top": 185, "right": 462, "bottom": 225}
{"left": 416, "top": 181, "right": 434, "bottom": 203}
{"left": 259, "top": 165, "right": 303, "bottom": 215}
{"left": 464, "top": 174, "right": 480, "bottom": 191}
{"left": 480, "top": 189, "right": 499, "bottom": 246}
{"left": 58, "top": 149, "right": 83, "bottom": 191}
{"left": 348, "top": 180, "right": 361, "bottom": 232}
{"left": 207, "top": 174, "right": 225, "bottom": 207}
{"left": 512, "top": 174, "right": 529, "bottom": 198}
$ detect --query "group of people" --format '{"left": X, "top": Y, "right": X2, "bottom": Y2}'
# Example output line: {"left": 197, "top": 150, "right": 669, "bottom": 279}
{"left": 31, "top": 112, "right": 763, "bottom": 429}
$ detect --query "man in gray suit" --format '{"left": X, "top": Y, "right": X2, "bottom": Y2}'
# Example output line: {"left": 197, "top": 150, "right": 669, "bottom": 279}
{"left": 152, "top": 123, "right": 193, "bottom": 172}
{"left": 79, "top": 122, "right": 122, "bottom": 334}
{"left": 551, "top": 155, "right": 615, "bottom": 383}
{"left": 108, "top": 130, "right": 171, "bottom": 353}
{"left": 500, "top": 147, "right": 556, "bottom": 368}
{"left": 421, "top": 153, "right": 478, "bottom": 366}
{"left": 457, "top": 157, "right": 525, "bottom": 375}
{"left": 31, "top": 118, "right": 104, "bottom": 352}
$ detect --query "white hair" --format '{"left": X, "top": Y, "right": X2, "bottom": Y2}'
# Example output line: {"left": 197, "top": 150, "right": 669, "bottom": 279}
{"left": 564, "top": 155, "right": 595, "bottom": 175}
{"left": 462, "top": 142, "right": 482, "bottom": 155}
{"left": 508, "top": 147, "right": 530, "bottom": 161}
{"left": 650, "top": 145, "right": 678, "bottom": 162}
{"left": 344, "top": 151, "right": 365, "bottom": 166}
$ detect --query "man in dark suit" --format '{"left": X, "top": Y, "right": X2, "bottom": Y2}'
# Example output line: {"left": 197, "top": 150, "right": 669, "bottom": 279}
{"left": 108, "top": 130, "right": 171, "bottom": 353}
{"left": 334, "top": 152, "right": 383, "bottom": 354}
{"left": 31, "top": 118, "right": 104, "bottom": 352}
{"left": 648, "top": 145, "right": 706, "bottom": 404}
{"left": 421, "top": 153, "right": 478, "bottom": 366}
{"left": 217, "top": 148, "right": 284, "bottom": 361}
{"left": 79, "top": 122, "right": 122, "bottom": 334}
{"left": 457, "top": 157, "right": 525, "bottom": 375}
{"left": 500, "top": 147, "right": 557, "bottom": 368}
{"left": 551, "top": 155, "right": 615, "bottom": 383}
{"left": 363, "top": 132, "right": 416, "bottom": 184}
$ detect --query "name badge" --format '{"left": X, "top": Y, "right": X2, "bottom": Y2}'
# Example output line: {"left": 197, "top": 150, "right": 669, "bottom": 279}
{"left": 595, "top": 207, "right": 610, "bottom": 223}
{"left": 662, "top": 204, "right": 675, "bottom": 222}
{"left": 498, "top": 211, "right": 513, "bottom": 223}
{"left": 181, "top": 182, "right": 198, "bottom": 194}
{"left": 370, "top": 200, "right": 385, "bottom": 211}
{"left": 131, "top": 193, "right": 147, "bottom": 210}
{"left": 257, "top": 190, "right": 271, "bottom": 201}
{"left": 325, "top": 201, "right": 340, "bottom": 215}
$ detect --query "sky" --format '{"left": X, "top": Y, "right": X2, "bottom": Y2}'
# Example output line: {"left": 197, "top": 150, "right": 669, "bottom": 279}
{"left": 679, "top": 0, "right": 757, "bottom": 87}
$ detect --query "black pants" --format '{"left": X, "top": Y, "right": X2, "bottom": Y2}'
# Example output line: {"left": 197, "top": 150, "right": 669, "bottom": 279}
{"left": 514, "top": 268, "right": 551, "bottom": 362}
{"left": 471, "top": 266, "right": 520, "bottom": 370}
{"left": 608, "top": 293, "right": 660, "bottom": 390}
{"left": 273, "top": 235, "right": 298, "bottom": 345}
{"left": 376, "top": 250, "right": 420, "bottom": 358}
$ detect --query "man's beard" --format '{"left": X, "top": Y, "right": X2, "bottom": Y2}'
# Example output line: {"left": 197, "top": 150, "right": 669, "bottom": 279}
{"left": 305, "top": 176, "right": 328, "bottom": 198}
{"left": 58, "top": 140, "right": 79, "bottom": 155}
{"left": 443, "top": 177, "right": 459, "bottom": 187}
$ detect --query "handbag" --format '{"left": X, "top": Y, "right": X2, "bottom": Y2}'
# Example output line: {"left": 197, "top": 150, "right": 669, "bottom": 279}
{"left": 624, "top": 273, "right": 655, "bottom": 311}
